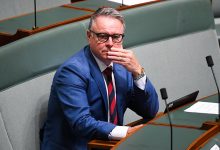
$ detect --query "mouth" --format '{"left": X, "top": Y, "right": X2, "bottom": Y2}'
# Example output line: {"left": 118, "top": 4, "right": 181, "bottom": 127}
{"left": 101, "top": 49, "right": 110, "bottom": 55}
{"left": 103, "top": 48, "right": 111, "bottom": 52}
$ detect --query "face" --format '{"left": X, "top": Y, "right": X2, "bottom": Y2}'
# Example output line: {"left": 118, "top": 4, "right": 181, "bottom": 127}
{"left": 87, "top": 16, "right": 124, "bottom": 65}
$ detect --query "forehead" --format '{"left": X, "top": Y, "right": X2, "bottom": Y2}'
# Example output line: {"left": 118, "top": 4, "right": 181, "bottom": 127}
{"left": 91, "top": 16, "right": 124, "bottom": 32}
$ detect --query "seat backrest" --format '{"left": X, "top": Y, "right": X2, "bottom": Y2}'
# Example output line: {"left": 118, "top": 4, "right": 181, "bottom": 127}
{"left": 121, "top": 0, "right": 220, "bottom": 123}
{"left": 0, "top": 19, "right": 88, "bottom": 150}
{"left": 0, "top": 0, "right": 219, "bottom": 149}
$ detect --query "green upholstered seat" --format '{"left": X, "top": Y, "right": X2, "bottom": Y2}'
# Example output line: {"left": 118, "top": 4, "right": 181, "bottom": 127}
{"left": 122, "top": 0, "right": 214, "bottom": 48}
{"left": 0, "top": 19, "right": 88, "bottom": 91}
{"left": 0, "top": 0, "right": 215, "bottom": 92}
{"left": 0, "top": 0, "right": 218, "bottom": 150}
{"left": 69, "top": 0, "right": 121, "bottom": 11}
{"left": 0, "top": 6, "right": 91, "bottom": 34}
{"left": 0, "top": 0, "right": 121, "bottom": 35}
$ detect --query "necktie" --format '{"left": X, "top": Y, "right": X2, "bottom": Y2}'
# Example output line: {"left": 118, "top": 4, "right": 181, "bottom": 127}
{"left": 103, "top": 67, "right": 118, "bottom": 125}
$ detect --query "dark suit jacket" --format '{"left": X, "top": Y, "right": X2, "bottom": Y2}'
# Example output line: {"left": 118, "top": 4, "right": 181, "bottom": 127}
{"left": 41, "top": 45, "right": 159, "bottom": 150}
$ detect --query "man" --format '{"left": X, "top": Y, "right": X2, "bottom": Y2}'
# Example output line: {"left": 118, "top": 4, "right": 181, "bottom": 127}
{"left": 41, "top": 7, "right": 159, "bottom": 150}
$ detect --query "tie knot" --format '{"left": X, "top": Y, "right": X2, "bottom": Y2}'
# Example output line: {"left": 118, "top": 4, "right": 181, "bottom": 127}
{"left": 103, "top": 67, "right": 113, "bottom": 77}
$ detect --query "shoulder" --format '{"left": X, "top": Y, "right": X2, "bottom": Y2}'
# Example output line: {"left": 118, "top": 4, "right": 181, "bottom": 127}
{"left": 54, "top": 46, "right": 91, "bottom": 84}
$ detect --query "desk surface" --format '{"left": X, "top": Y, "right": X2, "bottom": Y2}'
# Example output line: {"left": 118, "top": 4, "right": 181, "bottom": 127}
{"left": 154, "top": 94, "right": 218, "bottom": 127}
{"left": 115, "top": 124, "right": 205, "bottom": 150}
{"left": 112, "top": 94, "right": 220, "bottom": 150}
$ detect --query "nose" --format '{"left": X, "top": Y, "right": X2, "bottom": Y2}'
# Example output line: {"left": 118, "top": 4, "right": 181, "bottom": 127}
{"left": 105, "top": 37, "right": 113, "bottom": 47}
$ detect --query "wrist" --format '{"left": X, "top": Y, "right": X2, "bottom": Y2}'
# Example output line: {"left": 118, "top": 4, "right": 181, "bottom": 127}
{"left": 133, "top": 67, "right": 145, "bottom": 80}
{"left": 132, "top": 66, "right": 142, "bottom": 77}
{"left": 109, "top": 126, "right": 129, "bottom": 140}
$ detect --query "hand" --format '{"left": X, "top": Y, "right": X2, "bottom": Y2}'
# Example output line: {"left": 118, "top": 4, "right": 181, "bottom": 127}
{"left": 127, "top": 124, "right": 144, "bottom": 135}
{"left": 107, "top": 47, "right": 142, "bottom": 76}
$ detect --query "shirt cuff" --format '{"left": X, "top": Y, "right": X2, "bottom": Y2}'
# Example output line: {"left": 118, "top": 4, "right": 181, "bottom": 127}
{"left": 134, "top": 75, "right": 146, "bottom": 90}
{"left": 108, "top": 126, "right": 129, "bottom": 140}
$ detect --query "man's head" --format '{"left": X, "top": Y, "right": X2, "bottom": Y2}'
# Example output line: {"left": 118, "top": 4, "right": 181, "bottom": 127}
{"left": 88, "top": 7, "right": 125, "bottom": 30}
{"left": 87, "top": 7, "right": 125, "bottom": 65}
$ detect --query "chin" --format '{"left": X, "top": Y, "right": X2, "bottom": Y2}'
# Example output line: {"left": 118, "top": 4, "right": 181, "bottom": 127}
{"left": 101, "top": 58, "right": 111, "bottom": 66}
{"left": 106, "top": 60, "right": 112, "bottom": 66}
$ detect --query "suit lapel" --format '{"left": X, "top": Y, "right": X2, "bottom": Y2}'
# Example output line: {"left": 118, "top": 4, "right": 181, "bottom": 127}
{"left": 85, "top": 47, "right": 108, "bottom": 115}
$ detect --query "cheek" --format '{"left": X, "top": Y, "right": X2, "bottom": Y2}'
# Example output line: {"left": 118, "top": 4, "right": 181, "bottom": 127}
{"left": 91, "top": 45, "right": 106, "bottom": 56}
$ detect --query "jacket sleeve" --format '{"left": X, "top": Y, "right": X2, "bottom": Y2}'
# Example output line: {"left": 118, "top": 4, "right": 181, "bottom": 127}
{"left": 128, "top": 77, "right": 159, "bottom": 119}
{"left": 54, "top": 65, "right": 115, "bottom": 140}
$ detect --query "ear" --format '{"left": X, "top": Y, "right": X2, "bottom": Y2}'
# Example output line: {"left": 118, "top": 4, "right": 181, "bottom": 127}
{"left": 87, "top": 30, "right": 91, "bottom": 40}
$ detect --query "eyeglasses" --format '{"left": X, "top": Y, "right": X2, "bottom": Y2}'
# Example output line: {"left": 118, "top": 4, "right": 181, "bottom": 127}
{"left": 90, "top": 30, "right": 124, "bottom": 43}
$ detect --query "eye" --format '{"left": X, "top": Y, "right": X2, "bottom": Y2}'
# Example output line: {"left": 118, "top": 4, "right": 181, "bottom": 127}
{"left": 112, "top": 34, "right": 121, "bottom": 39}
{"left": 97, "top": 33, "right": 109, "bottom": 39}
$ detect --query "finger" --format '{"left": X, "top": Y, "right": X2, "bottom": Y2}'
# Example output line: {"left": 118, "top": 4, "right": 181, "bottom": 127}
{"left": 107, "top": 53, "right": 129, "bottom": 62}
{"left": 107, "top": 51, "right": 124, "bottom": 60}
{"left": 110, "top": 47, "right": 126, "bottom": 53}
{"left": 107, "top": 53, "right": 122, "bottom": 59}
{"left": 107, "top": 51, "right": 127, "bottom": 59}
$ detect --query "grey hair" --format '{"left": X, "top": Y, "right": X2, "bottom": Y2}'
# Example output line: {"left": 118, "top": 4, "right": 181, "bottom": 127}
{"left": 88, "top": 7, "right": 125, "bottom": 30}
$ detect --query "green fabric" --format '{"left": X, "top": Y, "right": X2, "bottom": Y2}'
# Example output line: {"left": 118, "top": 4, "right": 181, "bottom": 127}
{"left": 0, "top": 0, "right": 215, "bottom": 92}
{"left": 155, "top": 94, "right": 218, "bottom": 127}
{"left": 0, "top": 7, "right": 91, "bottom": 34}
{"left": 0, "top": 19, "right": 88, "bottom": 91}
{"left": 122, "top": 0, "right": 214, "bottom": 48}
{"left": 69, "top": 0, "right": 121, "bottom": 10}
{"left": 115, "top": 124, "right": 205, "bottom": 150}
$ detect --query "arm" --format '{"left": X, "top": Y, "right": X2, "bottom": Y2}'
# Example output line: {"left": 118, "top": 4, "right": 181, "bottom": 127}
{"left": 129, "top": 78, "right": 159, "bottom": 119}
{"left": 107, "top": 47, "right": 159, "bottom": 119}
{"left": 54, "top": 65, "right": 116, "bottom": 140}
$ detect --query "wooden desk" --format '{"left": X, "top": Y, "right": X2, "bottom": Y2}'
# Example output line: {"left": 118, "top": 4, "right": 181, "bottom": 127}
{"left": 88, "top": 94, "right": 220, "bottom": 150}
